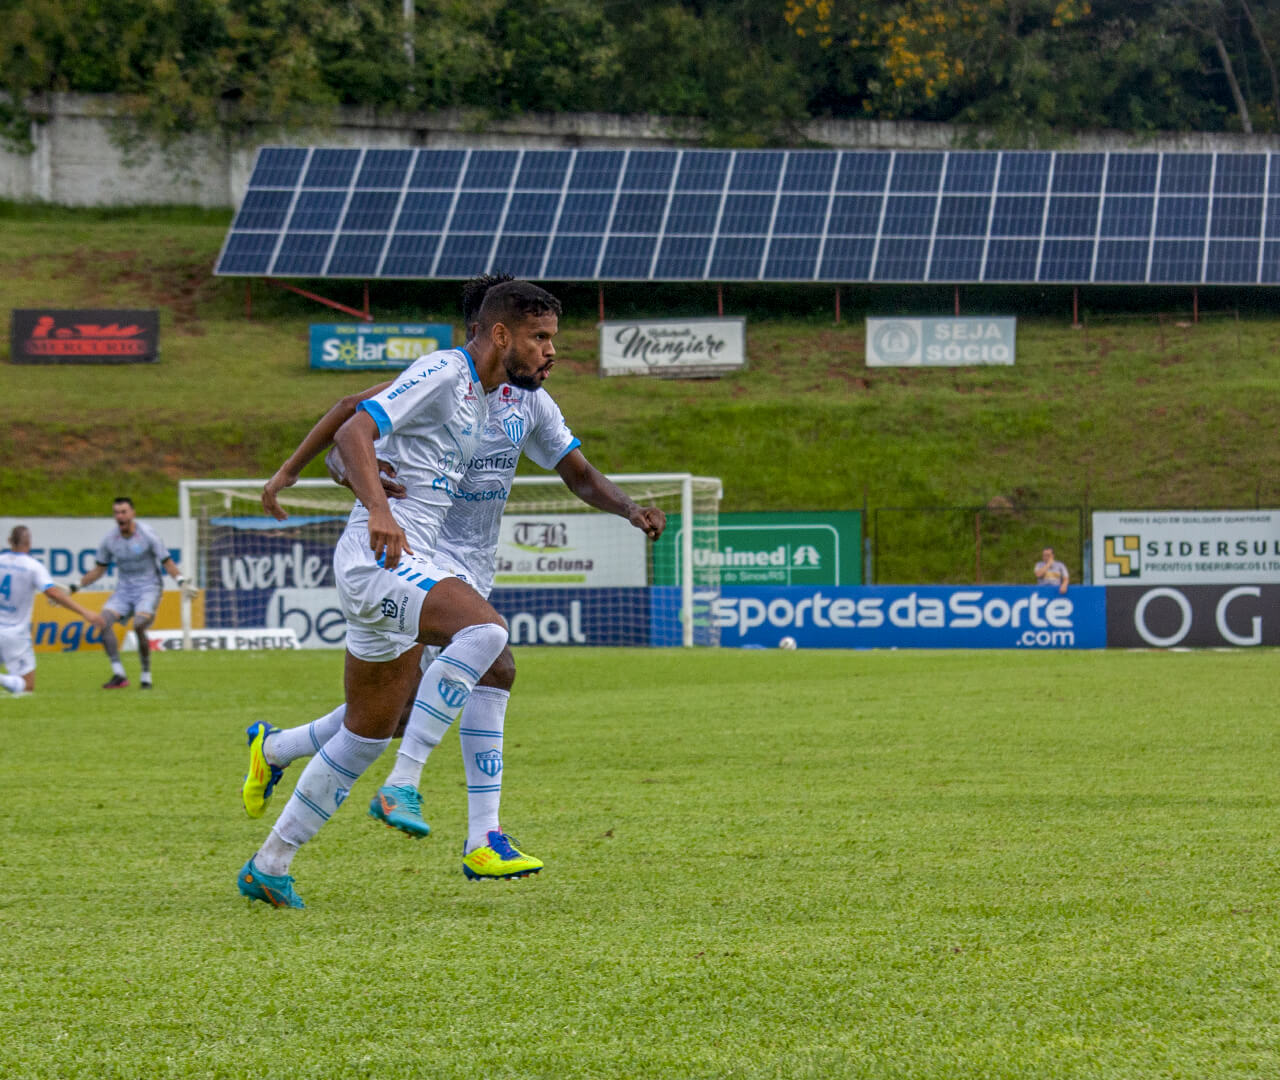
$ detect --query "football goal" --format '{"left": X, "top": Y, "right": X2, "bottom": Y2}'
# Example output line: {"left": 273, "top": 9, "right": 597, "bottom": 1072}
{"left": 178, "top": 474, "right": 722, "bottom": 649}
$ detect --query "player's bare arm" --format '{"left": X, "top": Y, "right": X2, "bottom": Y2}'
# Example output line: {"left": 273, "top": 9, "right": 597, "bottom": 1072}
{"left": 555, "top": 448, "right": 666, "bottom": 540}
{"left": 46, "top": 586, "right": 105, "bottom": 629}
{"left": 71, "top": 564, "right": 108, "bottom": 593}
{"left": 262, "top": 381, "right": 394, "bottom": 520}
{"left": 333, "top": 409, "right": 411, "bottom": 569}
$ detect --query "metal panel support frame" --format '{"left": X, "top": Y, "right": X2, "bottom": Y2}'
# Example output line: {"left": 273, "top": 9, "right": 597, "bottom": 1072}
{"left": 259, "top": 278, "right": 374, "bottom": 322}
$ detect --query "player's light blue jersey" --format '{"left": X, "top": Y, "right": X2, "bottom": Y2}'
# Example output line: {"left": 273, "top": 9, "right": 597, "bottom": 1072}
{"left": 353, "top": 347, "right": 488, "bottom": 554}
{"left": 96, "top": 521, "right": 169, "bottom": 587}
{"left": 434, "top": 383, "right": 580, "bottom": 597}
{"left": 0, "top": 550, "right": 55, "bottom": 632}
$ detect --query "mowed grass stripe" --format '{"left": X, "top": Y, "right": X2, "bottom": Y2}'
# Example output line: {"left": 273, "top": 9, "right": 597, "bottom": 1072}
{"left": 0, "top": 647, "right": 1277, "bottom": 1078}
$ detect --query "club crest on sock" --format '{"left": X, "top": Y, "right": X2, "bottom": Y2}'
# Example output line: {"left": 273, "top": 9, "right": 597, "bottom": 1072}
{"left": 475, "top": 748, "right": 503, "bottom": 777}
{"left": 334, "top": 787, "right": 350, "bottom": 808}
{"left": 438, "top": 678, "right": 470, "bottom": 709}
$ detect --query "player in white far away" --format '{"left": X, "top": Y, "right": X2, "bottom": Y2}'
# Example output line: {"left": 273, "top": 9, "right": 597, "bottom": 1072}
{"left": 71, "top": 497, "right": 196, "bottom": 689}
{"left": 243, "top": 274, "right": 667, "bottom": 894}
{"left": 0, "top": 526, "right": 105, "bottom": 696}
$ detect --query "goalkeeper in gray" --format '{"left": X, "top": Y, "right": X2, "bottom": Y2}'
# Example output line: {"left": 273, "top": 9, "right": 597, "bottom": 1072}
{"left": 71, "top": 496, "right": 195, "bottom": 689}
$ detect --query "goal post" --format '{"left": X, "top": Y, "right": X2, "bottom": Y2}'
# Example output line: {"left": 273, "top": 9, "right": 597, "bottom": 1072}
{"left": 178, "top": 474, "right": 722, "bottom": 649}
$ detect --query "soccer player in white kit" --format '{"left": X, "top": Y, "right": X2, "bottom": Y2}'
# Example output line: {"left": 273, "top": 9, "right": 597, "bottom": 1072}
{"left": 0, "top": 526, "right": 105, "bottom": 696}
{"left": 71, "top": 497, "right": 195, "bottom": 689}
{"left": 248, "top": 332, "right": 666, "bottom": 882}
{"left": 237, "top": 280, "right": 571, "bottom": 908}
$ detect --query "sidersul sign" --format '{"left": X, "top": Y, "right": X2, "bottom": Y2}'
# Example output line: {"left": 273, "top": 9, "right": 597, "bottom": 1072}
{"left": 1092, "top": 510, "right": 1280, "bottom": 586}
{"left": 1106, "top": 585, "right": 1280, "bottom": 647}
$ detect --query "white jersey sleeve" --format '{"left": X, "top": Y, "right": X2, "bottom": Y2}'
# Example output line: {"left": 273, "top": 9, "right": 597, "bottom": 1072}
{"left": 357, "top": 352, "right": 470, "bottom": 439}
{"left": 521, "top": 392, "right": 580, "bottom": 470}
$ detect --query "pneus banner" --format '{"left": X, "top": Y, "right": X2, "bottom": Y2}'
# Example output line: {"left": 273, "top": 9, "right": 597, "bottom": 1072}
{"left": 1107, "top": 585, "right": 1280, "bottom": 648}
{"left": 702, "top": 585, "right": 1105, "bottom": 648}
{"left": 11, "top": 309, "right": 159, "bottom": 364}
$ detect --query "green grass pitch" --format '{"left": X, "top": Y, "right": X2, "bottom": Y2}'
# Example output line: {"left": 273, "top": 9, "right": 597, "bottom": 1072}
{"left": 2, "top": 646, "right": 1278, "bottom": 1079}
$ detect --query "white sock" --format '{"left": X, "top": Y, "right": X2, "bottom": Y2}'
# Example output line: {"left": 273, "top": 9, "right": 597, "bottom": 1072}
{"left": 266, "top": 705, "right": 346, "bottom": 767}
{"left": 388, "top": 622, "right": 506, "bottom": 808}
{"left": 255, "top": 725, "right": 390, "bottom": 875}
{"left": 0, "top": 674, "right": 24, "bottom": 695}
{"left": 140, "top": 670, "right": 152, "bottom": 686}
{"left": 460, "top": 686, "right": 510, "bottom": 854}
{"left": 111, "top": 659, "right": 126, "bottom": 678}
{"left": 383, "top": 669, "right": 458, "bottom": 789}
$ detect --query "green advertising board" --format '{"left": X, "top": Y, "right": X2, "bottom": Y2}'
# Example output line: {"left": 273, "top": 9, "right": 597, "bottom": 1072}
{"left": 653, "top": 511, "right": 863, "bottom": 587}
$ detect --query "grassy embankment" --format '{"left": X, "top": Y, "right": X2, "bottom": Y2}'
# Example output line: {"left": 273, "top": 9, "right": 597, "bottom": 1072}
{"left": 2, "top": 203, "right": 1278, "bottom": 581}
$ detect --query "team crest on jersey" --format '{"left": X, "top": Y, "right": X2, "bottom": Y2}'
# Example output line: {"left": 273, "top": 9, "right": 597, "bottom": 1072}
{"left": 502, "top": 415, "right": 526, "bottom": 444}
{"left": 438, "top": 677, "right": 470, "bottom": 709}
{"left": 475, "top": 748, "right": 503, "bottom": 777}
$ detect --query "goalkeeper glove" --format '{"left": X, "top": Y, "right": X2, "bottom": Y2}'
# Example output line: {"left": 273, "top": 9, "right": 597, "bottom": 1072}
{"left": 176, "top": 575, "right": 199, "bottom": 599}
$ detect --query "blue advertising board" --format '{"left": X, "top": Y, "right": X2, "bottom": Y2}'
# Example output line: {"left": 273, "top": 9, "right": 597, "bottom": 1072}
{"left": 655, "top": 585, "right": 1106, "bottom": 649}
{"left": 309, "top": 323, "right": 454, "bottom": 370}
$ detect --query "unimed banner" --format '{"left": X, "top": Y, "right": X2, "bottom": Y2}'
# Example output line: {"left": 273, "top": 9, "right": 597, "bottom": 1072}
{"left": 865, "top": 317, "right": 1015, "bottom": 367}
{"left": 10, "top": 309, "right": 159, "bottom": 364}
{"left": 1092, "top": 510, "right": 1280, "bottom": 585}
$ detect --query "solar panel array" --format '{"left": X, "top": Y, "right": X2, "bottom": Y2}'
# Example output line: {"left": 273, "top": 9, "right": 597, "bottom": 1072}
{"left": 215, "top": 147, "right": 1280, "bottom": 284}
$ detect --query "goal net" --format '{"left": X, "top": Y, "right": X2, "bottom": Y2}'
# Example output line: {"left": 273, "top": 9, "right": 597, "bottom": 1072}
{"left": 178, "top": 474, "right": 722, "bottom": 649}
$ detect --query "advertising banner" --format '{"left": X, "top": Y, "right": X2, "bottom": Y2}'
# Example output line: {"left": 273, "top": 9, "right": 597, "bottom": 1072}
{"left": 309, "top": 323, "right": 454, "bottom": 370}
{"left": 865, "top": 317, "right": 1015, "bottom": 367}
{"left": 655, "top": 511, "right": 863, "bottom": 587}
{"left": 599, "top": 317, "right": 746, "bottom": 378}
{"left": 143, "top": 628, "right": 299, "bottom": 651}
{"left": 32, "top": 591, "right": 198, "bottom": 653}
{"left": 1092, "top": 510, "right": 1280, "bottom": 586}
{"left": 203, "top": 514, "right": 347, "bottom": 642}
{"left": 11, "top": 309, "right": 159, "bottom": 364}
{"left": 698, "top": 585, "right": 1105, "bottom": 649}
{"left": 0, "top": 516, "right": 183, "bottom": 589}
{"left": 1106, "top": 585, "right": 1280, "bottom": 648}
{"left": 491, "top": 587, "right": 651, "bottom": 646}
{"left": 493, "top": 515, "right": 646, "bottom": 588}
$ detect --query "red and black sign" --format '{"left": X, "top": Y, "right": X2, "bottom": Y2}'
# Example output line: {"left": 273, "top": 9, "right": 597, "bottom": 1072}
{"left": 10, "top": 309, "right": 159, "bottom": 364}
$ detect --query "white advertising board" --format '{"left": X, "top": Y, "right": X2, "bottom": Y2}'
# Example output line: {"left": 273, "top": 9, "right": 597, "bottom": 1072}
{"left": 599, "top": 317, "right": 746, "bottom": 377}
{"left": 494, "top": 514, "right": 646, "bottom": 588}
{"left": 866, "top": 318, "right": 1016, "bottom": 366}
{"left": 1093, "top": 510, "right": 1280, "bottom": 586}
{"left": 0, "top": 515, "right": 184, "bottom": 588}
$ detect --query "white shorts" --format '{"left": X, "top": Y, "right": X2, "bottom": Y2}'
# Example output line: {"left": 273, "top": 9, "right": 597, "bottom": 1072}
{"left": 334, "top": 526, "right": 458, "bottom": 662}
{"left": 104, "top": 582, "right": 162, "bottom": 621}
{"left": 0, "top": 626, "right": 35, "bottom": 677}
{"left": 417, "top": 553, "right": 483, "bottom": 672}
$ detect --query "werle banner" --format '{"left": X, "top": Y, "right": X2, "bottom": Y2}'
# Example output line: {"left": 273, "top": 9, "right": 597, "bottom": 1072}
{"left": 655, "top": 511, "right": 862, "bottom": 586}
{"left": 494, "top": 514, "right": 646, "bottom": 588}
{"left": 309, "top": 323, "right": 454, "bottom": 370}
{"left": 865, "top": 317, "right": 1015, "bottom": 367}
{"left": 599, "top": 317, "right": 746, "bottom": 377}
{"left": 10, "top": 309, "right": 159, "bottom": 364}
{"left": 1092, "top": 510, "right": 1280, "bottom": 586}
